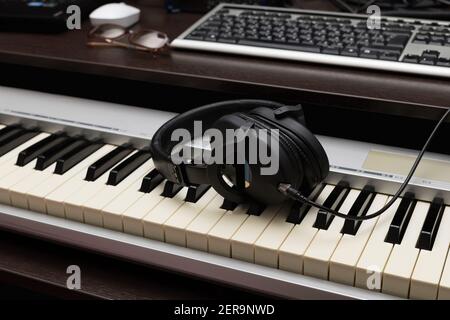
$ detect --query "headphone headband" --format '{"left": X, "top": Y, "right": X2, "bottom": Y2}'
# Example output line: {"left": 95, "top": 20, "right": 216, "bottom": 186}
{"left": 151, "top": 100, "right": 285, "bottom": 161}
{"left": 150, "top": 100, "right": 288, "bottom": 185}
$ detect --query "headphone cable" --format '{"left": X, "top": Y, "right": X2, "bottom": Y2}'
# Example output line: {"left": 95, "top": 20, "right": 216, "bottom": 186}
{"left": 278, "top": 107, "right": 450, "bottom": 221}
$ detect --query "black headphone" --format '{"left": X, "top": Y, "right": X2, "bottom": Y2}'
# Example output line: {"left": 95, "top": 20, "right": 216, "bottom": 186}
{"left": 151, "top": 99, "right": 329, "bottom": 206}
{"left": 151, "top": 99, "right": 449, "bottom": 222}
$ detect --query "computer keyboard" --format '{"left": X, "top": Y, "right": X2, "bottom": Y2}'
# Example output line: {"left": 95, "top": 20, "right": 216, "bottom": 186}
{"left": 171, "top": 3, "right": 450, "bottom": 77}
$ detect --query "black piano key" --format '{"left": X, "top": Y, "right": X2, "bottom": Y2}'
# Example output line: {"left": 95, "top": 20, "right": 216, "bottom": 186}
{"left": 286, "top": 183, "right": 325, "bottom": 224}
{"left": 0, "top": 126, "right": 23, "bottom": 145}
{"left": 16, "top": 132, "right": 66, "bottom": 167}
{"left": 385, "top": 192, "right": 416, "bottom": 244}
{"left": 54, "top": 141, "right": 103, "bottom": 175}
{"left": 161, "top": 180, "right": 183, "bottom": 198}
{"left": 35, "top": 137, "right": 86, "bottom": 171}
{"left": 313, "top": 181, "right": 350, "bottom": 230}
{"left": 341, "top": 186, "right": 376, "bottom": 235}
{"left": 0, "top": 130, "right": 39, "bottom": 157}
{"left": 85, "top": 145, "right": 132, "bottom": 181}
{"left": 107, "top": 150, "right": 152, "bottom": 186}
{"left": 185, "top": 184, "right": 211, "bottom": 203}
{"left": 140, "top": 169, "right": 164, "bottom": 193}
{"left": 247, "top": 202, "right": 266, "bottom": 216}
{"left": 220, "top": 198, "right": 238, "bottom": 211}
{"left": 416, "top": 198, "right": 445, "bottom": 251}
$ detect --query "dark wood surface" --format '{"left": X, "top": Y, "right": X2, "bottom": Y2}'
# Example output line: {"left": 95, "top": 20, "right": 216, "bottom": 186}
{"left": 0, "top": 228, "right": 266, "bottom": 299}
{"left": 0, "top": 0, "right": 449, "bottom": 300}
{"left": 0, "top": 0, "right": 449, "bottom": 120}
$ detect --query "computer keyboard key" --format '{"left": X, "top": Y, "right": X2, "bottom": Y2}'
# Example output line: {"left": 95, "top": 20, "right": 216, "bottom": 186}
{"left": 379, "top": 52, "right": 399, "bottom": 61}
{"left": 437, "top": 58, "right": 450, "bottom": 67}
{"left": 413, "top": 35, "right": 428, "bottom": 44}
{"left": 16, "top": 132, "right": 66, "bottom": 166}
{"left": 85, "top": 144, "right": 132, "bottom": 182}
{"left": 422, "top": 50, "right": 440, "bottom": 59}
{"left": 419, "top": 57, "right": 436, "bottom": 65}
{"left": 219, "top": 38, "right": 237, "bottom": 44}
{"left": 429, "top": 40, "right": 444, "bottom": 46}
{"left": 107, "top": 150, "right": 152, "bottom": 186}
{"left": 341, "top": 48, "right": 358, "bottom": 57}
{"left": 322, "top": 46, "right": 340, "bottom": 55}
{"left": 187, "top": 34, "right": 204, "bottom": 41}
{"left": 54, "top": 141, "right": 103, "bottom": 175}
{"left": 403, "top": 54, "right": 420, "bottom": 63}
{"left": 359, "top": 49, "right": 378, "bottom": 59}
{"left": 386, "top": 35, "right": 409, "bottom": 48}
{"left": 416, "top": 198, "right": 445, "bottom": 251}
{"left": 238, "top": 39, "right": 321, "bottom": 53}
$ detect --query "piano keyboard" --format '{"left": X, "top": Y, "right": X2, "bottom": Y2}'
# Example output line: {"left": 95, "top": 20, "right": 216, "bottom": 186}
{"left": 0, "top": 86, "right": 449, "bottom": 300}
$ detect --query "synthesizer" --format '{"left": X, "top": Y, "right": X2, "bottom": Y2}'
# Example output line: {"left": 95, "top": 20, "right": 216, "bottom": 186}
{"left": 0, "top": 85, "right": 449, "bottom": 299}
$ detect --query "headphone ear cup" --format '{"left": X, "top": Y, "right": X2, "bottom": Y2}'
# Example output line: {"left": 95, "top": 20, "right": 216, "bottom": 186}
{"left": 248, "top": 107, "right": 329, "bottom": 192}
{"left": 208, "top": 112, "right": 301, "bottom": 205}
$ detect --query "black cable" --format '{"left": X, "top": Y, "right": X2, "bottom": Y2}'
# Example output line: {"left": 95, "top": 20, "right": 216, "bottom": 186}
{"left": 279, "top": 107, "right": 450, "bottom": 222}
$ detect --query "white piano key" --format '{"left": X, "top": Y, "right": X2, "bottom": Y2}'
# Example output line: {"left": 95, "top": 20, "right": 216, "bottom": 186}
{"left": 438, "top": 248, "right": 450, "bottom": 300}
{"left": 142, "top": 187, "right": 189, "bottom": 241}
{"left": 63, "top": 168, "right": 111, "bottom": 222}
{"left": 303, "top": 189, "right": 361, "bottom": 280}
{"left": 231, "top": 203, "right": 283, "bottom": 263}
{"left": 185, "top": 195, "right": 227, "bottom": 252}
{"left": 328, "top": 194, "right": 388, "bottom": 286}
{"left": 382, "top": 201, "right": 429, "bottom": 298}
{"left": 9, "top": 163, "right": 57, "bottom": 209}
{"left": 0, "top": 133, "right": 49, "bottom": 192}
{"left": 63, "top": 150, "right": 138, "bottom": 222}
{"left": 27, "top": 145, "right": 114, "bottom": 213}
{"left": 122, "top": 182, "right": 165, "bottom": 236}
{"left": 83, "top": 158, "right": 154, "bottom": 227}
{"left": 164, "top": 188, "right": 218, "bottom": 247}
{"left": 355, "top": 197, "right": 398, "bottom": 290}
{"left": 207, "top": 205, "right": 249, "bottom": 257}
{"left": 0, "top": 132, "right": 49, "bottom": 167}
{"left": 0, "top": 159, "right": 38, "bottom": 204}
{"left": 253, "top": 202, "right": 294, "bottom": 268}
{"left": 410, "top": 207, "right": 450, "bottom": 299}
{"left": 278, "top": 185, "right": 334, "bottom": 274}
{"left": 101, "top": 174, "right": 149, "bottom": 232}
{"left": 0, "top": 133, "right": 50, "bottom": 185}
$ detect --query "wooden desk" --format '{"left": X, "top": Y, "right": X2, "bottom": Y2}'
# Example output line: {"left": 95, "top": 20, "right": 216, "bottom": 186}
{"left": 0, "top": 1, "right": 449, "bottom": 120}
{"left": 0, "top": 0, "right": 449, "bottom": 299}
{"left": 0, "top": 228, "right": 264, "bottom": 299}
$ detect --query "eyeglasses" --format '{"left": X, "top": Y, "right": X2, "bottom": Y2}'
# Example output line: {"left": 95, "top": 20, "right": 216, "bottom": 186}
{"left": 87, "top": 24, "right": 170, "bottom": 55}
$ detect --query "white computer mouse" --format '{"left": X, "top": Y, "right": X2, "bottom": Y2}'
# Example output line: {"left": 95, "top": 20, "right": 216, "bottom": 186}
{"left": 89, "top": 2, "right": 141, "bottom": 28}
